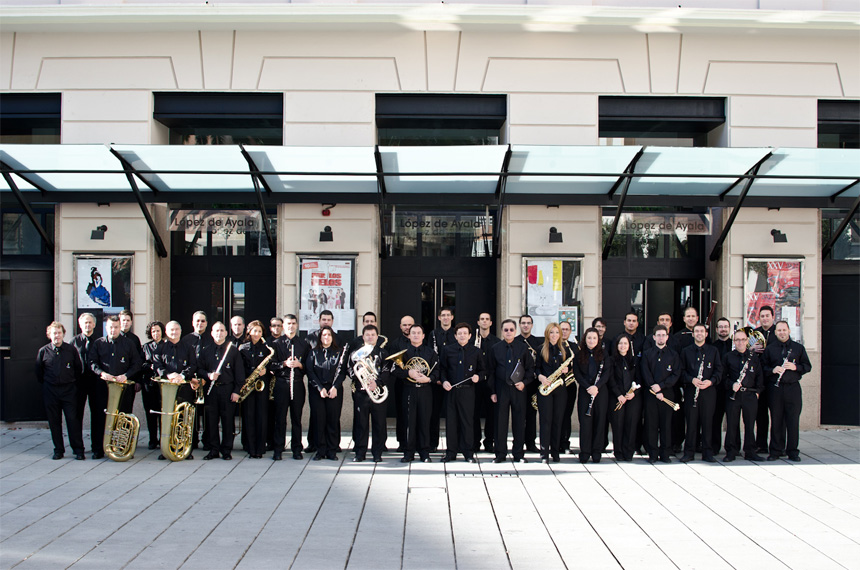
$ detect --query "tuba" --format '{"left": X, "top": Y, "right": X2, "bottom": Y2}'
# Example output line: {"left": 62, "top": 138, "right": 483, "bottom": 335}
{"left": 351, "top": 344, "right": 389, "bottom": 404}
{"left": 152, "top": 378, "right": 195, "bottom": 461}
{"left": 103, "top": 378, "right": 140, "bottom": 462}
{"left": 238, "top": 344, "right": 275, "bottom": 403}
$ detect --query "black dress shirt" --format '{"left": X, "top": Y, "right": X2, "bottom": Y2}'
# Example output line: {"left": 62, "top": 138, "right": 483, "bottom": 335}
{"left": 272, "top": 335, "right": 310, "bottom": 381}
{"left": 36, "top": 342, "right": 83, "bottom": 385}
{"left": 154, "top": 340, "right": 197, "bottom": 379}
{"left": 487, "top": 338, "right": 535, "bottom": 395}
{"left": 199, "top": 342, "right": 245, "bottom": 395}
{"left": 88, "top": 335, "right": 143, "bottom": 379}
{"left": 722, "top": 350, "right": 763, "bottom": 393}
{"left": 762, "top": 338, "right": 811, "bottom": 385}
{"left": 640, "top": 345, "right": 681, "bottom": 390}
{"left": 392, "top": 344, "right": 440, "bottom": 385}
{"left": 680, "top": 343, "right": 723, "bottom": 387}
{"left": 441, "top": 342, "right": 486, "bottom": 387}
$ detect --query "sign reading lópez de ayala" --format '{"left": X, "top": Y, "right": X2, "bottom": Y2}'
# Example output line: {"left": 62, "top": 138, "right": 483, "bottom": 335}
{"left": 169, "top": 210, "right": 261, "bottom": 233}
{"left": 616, "top": 213, "right": 711, "bottom": 235}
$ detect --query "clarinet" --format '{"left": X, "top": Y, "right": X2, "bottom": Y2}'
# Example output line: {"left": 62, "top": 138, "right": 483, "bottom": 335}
{"left": 586, "top": 361, "right": 605, "bottom": 417}
{"left": 729, "top": 355, "right": 751, "bottom": 401}
{"left": 693, "top": 355, "right": 705, "bottom": 409}
{"left": 774, "top": 349, "right": 792, "bottom": 388}
{"left": 474, "top": 328, "right": 481, "bottom": 348}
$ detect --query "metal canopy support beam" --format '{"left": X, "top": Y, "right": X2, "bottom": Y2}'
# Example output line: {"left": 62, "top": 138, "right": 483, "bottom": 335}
{"left": 709, "top": 153, "right": 772, "bottom": 262}
{"left": 494, "top": 145, "right": 513, "bottom": 259}
{"left": 108, "top": 148, "right": 168, "bottom": 258}
{"left": 1, "top": 169, "right": 54, "bottom": 255}
{"left": 240, "top": 145, "right": 274, "bottom": 196}
{"left": 374, "top": 145, "right": 388, "bottom": 258}
{"left": 0, "top": 160, "right": 51, "bottom": 196}
{"left": 602, "top": 147, "right": 645, "bottom": 260}
{"left": 822, "top": 193, "right": 860, "bottom": 259}
{"left": 607, "top": 147, "right": 644, "bottom": 200}
{"left": 108, "top": 149, "right": 161, "bottom": 195}
{"left": 718, "top": 152, "right": 774, "bottom": 201}
{"left": 374, "top": 145, "right": 387, "bottom": 196}
{"left": 830, "top": 179, "right": 859, "bottom": 202}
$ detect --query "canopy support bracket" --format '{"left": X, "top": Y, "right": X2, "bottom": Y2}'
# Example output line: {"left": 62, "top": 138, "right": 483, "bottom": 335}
{"left": 108, "top": 148, "right": 168, "bottom": 258}
{"left": 709, "top": 153, "right": 771, "bottom": 262}
{"left": 1, "top": 168, "right": 54, "bottom": 255}
{"left": 602, "top": 147, "right": 645, "bottom": 260}
{"left": 823, "top": 193, "right": 860, "bottom": 259}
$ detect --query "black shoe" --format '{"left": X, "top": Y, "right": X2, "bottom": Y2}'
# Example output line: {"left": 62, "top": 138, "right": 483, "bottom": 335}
{"left": 647, "top": 457, "right": 658, "bottom": 464}
{"left": 466, "top": 457, "right": 477, "bottom": 463}
{"left": 203, "top": 452, "right": 219, "bottom": 460}
{"left": 305, "top": 445, "right": 317, "bottom": 453}
{"left": 541, "top": 456, "right": 550, "bottom": 464}
{"left": 680, "top": 454, "right": 695, "bottom": 463}
{"left": 788, "top": 454, "right": 801, "bottom": 462}
{"left": 293, "top": 452, "right": 303, "bottom": 460}
{"left": 352, "top": 456, "right": 365, "bottom": 463}
{"left": 185, "top": 454, "right": 194, "bottom": 460}
{"left": 336, "top": 446, "right": 342, "bottom": 452}
{"left": 441, "top": 455, "right": 455, "bottom": 463}
{"left": 723, "top": 455, "right": 736, "bottom": 463}
{"left": 659, "top": 457, "right": 672, "bottom": 464}
{"left": 493, "top": 457, "right": 506, "bottom": 463}
{"left": 525, "top": 445, "right": 540, "bottom": 453}
{"left": 313, "top": 454, "right": 324, "bottom": 461}
{"left": 421, "top": 457, "right": 432, "bottom": 463}
{"left": 745, "top": 454, "right": 765, "bottom": 462}
{"left": 703, "top": 455, "right": 717, "bottom": 463}
{"left": 92, "top": 451, "right": 105, "bottom": 460}
{"left": 157, "top": 454, "right": 166, "bottom": 460}
{"left": 757, "top": 446, "right": 769, "bottom": 455}
{"left": 516, "top": 457, "right": 528, "bottom": 464}
{"left": 273, "top": 452, "right": 283, "bottom": 461}
{"left": 222, "top": 454, "right": 232, "bottom": 460}
{"left": 74, "top": 453, "right": 85, "bottom": 460}
{"left": 551, "top": 454, "right": 560, "bottom": 463}
{"left": 327, "top": 453, "right": 338, "bottom": 461}
{"left": 672, "top": 445, "right": 683, "bottom": 454}
{"left": 592, "top": 456, "right": 602, "bottom": 464}
{"left": 579, "top": 455, "right": 589, "bottom": 464}
{"left": 148, "top": 442, "right": 160, "bottom": 450}
{"left": 767, "top": 454, "right": 779, "bottom": 461}
{"left": 372, "top": 455, "right": 382, "bottom": 463}
{"left": 401, "top": 456, "right": 413, "bottom": 463}
{"left": 52, "top": 452, "right": 64, "bottom": 460}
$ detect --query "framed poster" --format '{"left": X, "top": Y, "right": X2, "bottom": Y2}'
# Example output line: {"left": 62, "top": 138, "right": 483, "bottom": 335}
{"left": 522, "top": 257, "right": 584, "bottom": 341}
{"left": 298, "top": 256, "right": 357, "bottom": 335}
{"left": 744, "top": 258, "right": 803, "bottom": 343}
{"left": 74, "top": 254, "right": 133, "bottom": 337}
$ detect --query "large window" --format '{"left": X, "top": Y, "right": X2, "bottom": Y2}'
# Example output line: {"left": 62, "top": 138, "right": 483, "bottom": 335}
{"left": 383, "top": 207, "right": 493, "bottom": 257}
{"left": 0, "top": 93, "right": 61, "bottom": 144}
{"left": 818, "top": 100, "right": 859, "bottom": 149}
{"left": 601, "top": 208, "right": 709, "bottom": 259}
{"left": 1, "top": 210, "right": 54, "bottom": 256}
{"left": 376, "top": 94, "right": 506, "bottom": 146}
{"left": 154, "top": 92, "right": 283, "bottom": 146}
{"left": 822, "top": 209, "right": 860, "bottom": 260}
{"left": 169, "top": 207, "right": 276, "bottom": 257}
{"left": 598, "top": 96, "right": 725, "bottom": 147}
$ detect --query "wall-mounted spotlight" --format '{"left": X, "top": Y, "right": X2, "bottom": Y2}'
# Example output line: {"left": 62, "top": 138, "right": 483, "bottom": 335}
{"left": 91, "top": 225, "right": 108, "bottom": 240}
{"left": 771, "top": 229, "right": 787, "bottom": 243}
{"left": 320, "top": 226, "right": 334, "bottom": 242}
{"left": 549, "top": 226, "right": 563, "bottom": 243}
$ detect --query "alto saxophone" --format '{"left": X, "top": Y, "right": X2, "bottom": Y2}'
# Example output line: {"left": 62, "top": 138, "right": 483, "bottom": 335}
{"left": 152, "top": 377, "right": 194, "bottom": 461}
{"left": 103, "top": 378, "right": 140, "bottom": 462}
{"left": 238, "top": 344, "right": 275, "bottom": 403}
{"left": 539, "top": 353, "right": 576, "bottom": 396}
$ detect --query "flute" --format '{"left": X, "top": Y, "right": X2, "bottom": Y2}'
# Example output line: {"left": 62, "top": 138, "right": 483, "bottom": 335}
{"left": 207, "top": 341, "right": 233, "bottom": 396}
{"left": 774, "top": 349, "right": 792, "bottom": 388}
{"left": 289, "top": 345, "right": 295, "bottom": 400}
{"left": 649, "top": 389, "right": 680, "bottom": 411}
{"left": 614, "top": 382, "right": 640, "bottom": 411}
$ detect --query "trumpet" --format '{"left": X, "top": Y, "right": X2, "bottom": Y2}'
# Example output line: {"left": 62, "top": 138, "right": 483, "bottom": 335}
{"left": 649, "top": 389, "right": 680, "bottom": 411}
{"left": 614, "top": 382, "right": 641, "bottom": 411}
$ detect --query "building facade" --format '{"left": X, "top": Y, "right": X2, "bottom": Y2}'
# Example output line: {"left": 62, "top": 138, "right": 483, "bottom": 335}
{"left": 2, "top": 0, "right": 858, "bottom": 428}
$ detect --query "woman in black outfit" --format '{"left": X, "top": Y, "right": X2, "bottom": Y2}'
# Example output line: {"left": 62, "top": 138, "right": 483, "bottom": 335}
{"left": 609, "top": 335, "right": 641, "bottom": 462}
{"left": 535, "top": 323, "right": 569, "bottom": 463}
{"left": 239, "top": 320, "right": 271, "bottom": 459}
{"left": 573, "top": 327, "right": 612, "bottom": 464}
{"left": 305, "top": 326, "right": 345, "bottom": 461}
{"left": 141, "top": 321, "right": 165, "bottom": 450}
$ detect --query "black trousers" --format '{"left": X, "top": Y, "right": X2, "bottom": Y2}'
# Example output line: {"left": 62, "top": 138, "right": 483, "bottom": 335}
{"left": 394, "top": 378, "right": 407, "bottom": 447}
{"left": 273, "top": 377, "right": 306, "bottom": 454}
{"left": 205, "top": 384, "right": 236, "bottom": 455}
{"left": 45, "top": 382, "right": 84, "bottom": 455}
{"left": 353, "top": 388, "right": 387, "bottom": 459}
{"left": 141, "top": 383, "right": 161, "bottom": 445}
{"left": 755, "top": 384, "right": 770, "bottom": 451}
{"left": 560, "top": 382, "right": 577, "bottom": 451}
{"left": 537, "top": 387, "right": 567, "bottom": 456}
{"left": 445, "top": 386, "right": 476, "bottom": 459}
{"left": 309, "top": 387, "right": 343, "bottom": 456}
{"left": 244, "top": 381, "right": 269, "bottom": 456}
{"left": 578, "top": 388, "right": 608, "bottom": 459}
{"left": 76, "top": 375, "right": 107, "bottom": 453}
{"left": 725, "top": 390, "right": 758, "bottom": 457}
{"left": 429, "top": 383, "right": 444, "bottom": 450}
{"left": 672, "top": 386, "right": 685, "bottom": 450}
{"left": 404, "top": 383, "right": 432, "bottom": 459}
{"left": 644, "top": 387, "right": 675, "bottom": 460}
{"left": 610, "top": 393, "right": 642, "bottom": 461}
{"left": 769, "top": 382, "right": 802, "bottom": 457}
{"left": 524, "top": 381, "right": 538, "bottom": 448}
{"left": 683, "top": 384, "right": 716, "bottom": 457}
{"left": 711, "top": 385, "right": 727, "bottom": 454}
{"left": 473, "top": 381, "right": 496, "bottom": 451}
{"left": 495, "top": 384, "right": 528, "bottom": 460}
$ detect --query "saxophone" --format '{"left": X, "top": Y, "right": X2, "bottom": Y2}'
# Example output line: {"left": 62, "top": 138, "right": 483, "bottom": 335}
{"left": 538, "top": 353, "right": 576, "bottom": 396}
{"left": 152, "top": 378, "right": 194, "bottom": 461}
{"left": 103, "top": 378, "right": 140, "bottom": 462}
{"left": 238, "top": 344, "right": 275, "bottom": 403}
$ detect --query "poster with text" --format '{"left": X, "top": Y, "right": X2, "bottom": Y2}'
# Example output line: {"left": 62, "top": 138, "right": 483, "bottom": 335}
{"left": 298, "top": 258, "right": 356, "bottom": 334}
{"left": 74, "top": 254, "right": 133, "bottom": 337}
{"left": 744, "top": 259, "right": 802, "bottom": 343}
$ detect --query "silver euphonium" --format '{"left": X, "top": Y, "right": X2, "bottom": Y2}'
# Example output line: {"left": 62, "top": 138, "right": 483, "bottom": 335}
{"left": 351, "top": 344, "right": 389, "bottom": 404}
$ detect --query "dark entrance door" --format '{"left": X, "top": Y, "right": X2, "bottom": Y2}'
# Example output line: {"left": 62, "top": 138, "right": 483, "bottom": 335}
{"left": 644, "top": 278, "right": 712, "bottom": 332}
{"left": 380, "top": 257, "right": 496, "bottom": 340}
{"left": 171, "top": 256, "right": 276, "bottom": 331}
{"left": 821, "top": 273, "right": 859, "bottom": 426}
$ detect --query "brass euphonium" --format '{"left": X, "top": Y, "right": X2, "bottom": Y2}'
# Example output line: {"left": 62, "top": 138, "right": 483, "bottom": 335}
{"left": 351, "top": 344, "right": 389, "bottom": 404}
{"left": 152, "top": 378, "right": 194, "bottom": 461}
{"left": 103, "top": 378, "right": 140, "bottom": 462}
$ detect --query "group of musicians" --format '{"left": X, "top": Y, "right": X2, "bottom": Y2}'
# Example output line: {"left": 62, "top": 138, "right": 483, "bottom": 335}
{"left": 36, "top": 304, "right": 810, "bottom": 465}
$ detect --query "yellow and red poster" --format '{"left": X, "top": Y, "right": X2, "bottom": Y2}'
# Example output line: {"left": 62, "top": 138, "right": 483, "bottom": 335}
{"left": 744, "top": 259, "right": 802, "bottom": 342}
